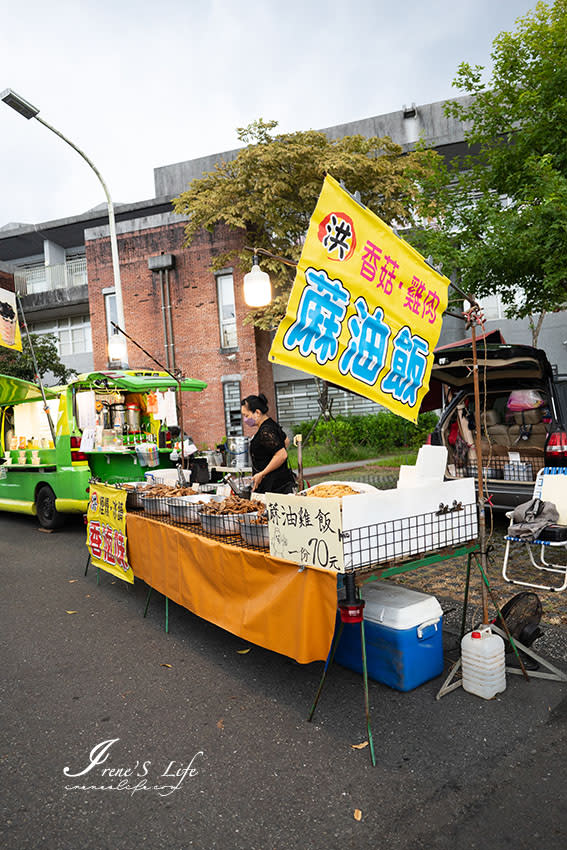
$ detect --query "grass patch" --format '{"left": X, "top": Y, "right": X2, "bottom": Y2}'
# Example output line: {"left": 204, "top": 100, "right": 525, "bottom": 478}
{"left": 287, "top": 445, "right": 417, "bottom": 470}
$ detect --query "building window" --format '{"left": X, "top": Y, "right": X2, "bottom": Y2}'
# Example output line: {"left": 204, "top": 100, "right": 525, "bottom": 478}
{"left": 275, "top": 379, "right": 385, "bottom": 430}
{"left": 30, "top": 315, "right": 93, "bottom": 356}
{"left": 217, "top": 273, "right": 237, "bottom": 349}
{"left": 223, "top": 380, "right": 243, "bottom": 437}
{"left": 104, "top": 291, "right": 118, "bottom": 340}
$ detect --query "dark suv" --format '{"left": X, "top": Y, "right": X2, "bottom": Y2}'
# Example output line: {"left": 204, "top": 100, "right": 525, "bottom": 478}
{"left": 427, "top": 343, "right": 567, "bottom": 511}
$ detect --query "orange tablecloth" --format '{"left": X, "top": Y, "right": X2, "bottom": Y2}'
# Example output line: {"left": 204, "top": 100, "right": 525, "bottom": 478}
{"left": 126, "top": 514, "right": 338, "bottom": 663}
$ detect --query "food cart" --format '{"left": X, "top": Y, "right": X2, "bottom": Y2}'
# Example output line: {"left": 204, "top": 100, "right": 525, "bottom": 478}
{"left": 0, "top": 370, "right": 206, "bottom": 527}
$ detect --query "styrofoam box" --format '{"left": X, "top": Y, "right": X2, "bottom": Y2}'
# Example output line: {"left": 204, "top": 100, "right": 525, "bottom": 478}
{"left": 334, "top": 581, "right": 444, "bottom": 691}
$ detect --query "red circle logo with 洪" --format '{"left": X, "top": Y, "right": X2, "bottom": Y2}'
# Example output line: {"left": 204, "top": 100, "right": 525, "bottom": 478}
{"left": 318, "top": 212, "right": 356, "bottom": 261}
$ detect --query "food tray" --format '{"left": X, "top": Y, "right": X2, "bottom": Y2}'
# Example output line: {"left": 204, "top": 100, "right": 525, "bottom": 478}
{"left": 239, "top": 514, "right": 270, "bottom": 547}
{"left": 140, "top": 494, "right": 170, "bottom": 516}
{"left": 168, "top": 494, "right": 217, "bottom": 524}
{"left": 300, "top": 480, "right": 378, "bottom": 497}
{"left": 199, "top": 512, "right": 245, "bottom": 536}
{"left": 119, "top": 481, "right": 148, "bottom": 509}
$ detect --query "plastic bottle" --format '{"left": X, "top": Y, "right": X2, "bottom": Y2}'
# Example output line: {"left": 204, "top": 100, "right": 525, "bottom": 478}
{"left": 158, "top": 421, "right": 167, "bottom": 449}
{"left": 461, "top": 625, "right": 506, "bottom": 699}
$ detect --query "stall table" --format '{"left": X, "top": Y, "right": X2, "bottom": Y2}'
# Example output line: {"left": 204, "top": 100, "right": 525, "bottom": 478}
{"left": 126, "top": 513, "right": 338, "bottom": 664}
{"left": 125, "top": 513, "right": 480, "bottom": 664}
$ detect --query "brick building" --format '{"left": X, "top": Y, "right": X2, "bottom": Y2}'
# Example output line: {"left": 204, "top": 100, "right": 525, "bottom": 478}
{"left": 85, "top": 211, "right": 275, "bottom": 447}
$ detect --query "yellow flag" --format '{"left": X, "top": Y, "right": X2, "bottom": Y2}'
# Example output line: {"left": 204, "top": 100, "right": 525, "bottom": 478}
{"left": 269, "top": 175, "right": 449, "bottom": 423}
{"left": 0, "top": 288, "right": 22, "bottom": 352}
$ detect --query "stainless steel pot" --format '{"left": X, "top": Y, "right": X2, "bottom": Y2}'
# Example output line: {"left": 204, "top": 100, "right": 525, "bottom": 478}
{"left": 110, "top": 403, "right": 126, "bottom": 429}
{"left": 126, "top": 404, "right": 141, "bottom": 431}
{"left": 226, "top": 436, "right": 250, "bottom": 469}
{"left": 198, "top": 450, "right": 224, "bottom": 468}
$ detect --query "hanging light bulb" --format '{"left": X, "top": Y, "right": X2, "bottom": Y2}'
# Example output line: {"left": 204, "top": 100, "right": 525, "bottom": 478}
{"left": 243, "top": 253, "right": 272, "bottom": 307}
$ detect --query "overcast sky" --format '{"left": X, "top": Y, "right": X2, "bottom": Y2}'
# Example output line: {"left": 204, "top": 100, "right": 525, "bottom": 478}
{"left": 0, "top": 0, "right": 536, "bottom": 230}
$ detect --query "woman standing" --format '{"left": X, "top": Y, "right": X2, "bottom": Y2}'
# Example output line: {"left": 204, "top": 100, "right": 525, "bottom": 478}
{"left": 241, "top": 393, "right": 296, "bottom": 494}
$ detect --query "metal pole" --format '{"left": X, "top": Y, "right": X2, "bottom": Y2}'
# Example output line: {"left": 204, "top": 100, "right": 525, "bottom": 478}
{"left": 470, "top": 320, "right": 490, "bottom": 624}
{"left": 15, "top": 292, "right": 57, "bottom": 445}
{"left": 33, "top": 115, "right": 128, "bottom": 366}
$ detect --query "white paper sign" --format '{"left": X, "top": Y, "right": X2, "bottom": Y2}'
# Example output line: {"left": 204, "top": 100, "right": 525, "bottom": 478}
{"left": 267, "top": 493, "right": 344, "bottom": 572}
{"left": 79, "top": 427, "right": 96, "bottom": 452}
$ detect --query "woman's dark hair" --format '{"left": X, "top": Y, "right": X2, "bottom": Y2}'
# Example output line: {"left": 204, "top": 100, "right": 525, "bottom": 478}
{"left": 241, "top": 393, "right": 269, "bottom": 414}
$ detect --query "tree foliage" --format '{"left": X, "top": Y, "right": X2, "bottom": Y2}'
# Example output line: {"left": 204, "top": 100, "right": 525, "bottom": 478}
{"left": 0, "top": 332, "right": 76, "bottom": 384}
{"left": 410, "top": 1, "right": 567, "bottom": 337}
{"left": 172, "top": 120, "right": 442, "bottom": 328}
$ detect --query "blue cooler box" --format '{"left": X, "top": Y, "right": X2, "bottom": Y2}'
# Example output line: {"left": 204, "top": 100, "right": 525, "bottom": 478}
{"left": 334, "top": 581, "right": 444, "bottom": 692}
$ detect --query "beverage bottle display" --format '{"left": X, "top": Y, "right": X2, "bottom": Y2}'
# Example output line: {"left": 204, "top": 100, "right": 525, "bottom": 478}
{"left": 122, "top": 424, "right": 129, "bottom": 447}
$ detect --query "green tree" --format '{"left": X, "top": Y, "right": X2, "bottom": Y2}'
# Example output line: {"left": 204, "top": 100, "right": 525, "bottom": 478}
{"left": 0, "top": 332, "right": 76, "bottom": 384}
{"left": 410, "top": 0, "right": 567, "bottom": 344}
{"left": 172, "top": 119, "right": 442, "bottom": 329}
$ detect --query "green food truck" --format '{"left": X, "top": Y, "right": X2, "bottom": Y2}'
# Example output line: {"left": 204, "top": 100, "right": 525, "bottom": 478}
{"left": 0, "top": 370, "right": 207, "bottom": 528}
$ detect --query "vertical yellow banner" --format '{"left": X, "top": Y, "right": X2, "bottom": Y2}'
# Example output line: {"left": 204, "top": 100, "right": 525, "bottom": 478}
{"left": 86, "top": 482, "right": 133, "bottom": 583}
{"left": 269, "top": 175, "right": 450, "bottom": 422}
{"left": 0, "top": 288, "right": 22, "bottom": 352}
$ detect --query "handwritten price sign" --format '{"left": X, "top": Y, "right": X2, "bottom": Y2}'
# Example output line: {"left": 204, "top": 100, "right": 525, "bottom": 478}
{"left": 267, "top": 493, "right": 344, "bottom": 572}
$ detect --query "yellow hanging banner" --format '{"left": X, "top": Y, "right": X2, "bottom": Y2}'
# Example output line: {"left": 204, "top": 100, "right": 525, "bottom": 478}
{"left": 86, "top": 482, "right": 133, "bottom": 583}
{"left": 269, "top": 174, "right": 450, "bottom": 422}
{"left": 0, "top": 288, "right": 22, "bottom": 352}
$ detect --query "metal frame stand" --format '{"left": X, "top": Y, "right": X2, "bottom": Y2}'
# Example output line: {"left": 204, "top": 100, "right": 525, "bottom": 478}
{"left": 436, "top": 549, "right": 566, "bottom": 698}
{"left": 308, "top": 574, "right": 376, "bottom": 766}
{"left": 143, "top": 586, "right": 169, "bottom": 633}
{"left": 84, "top": 553, "right": 100, "bottom": 584}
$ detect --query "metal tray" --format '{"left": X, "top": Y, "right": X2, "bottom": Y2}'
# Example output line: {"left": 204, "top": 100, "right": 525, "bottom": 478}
{"left": 167, "top": 494, "right": 219, "bottom": 523}
{"left": 199, "top": 511, "right": 247, "bottom": 536}
{"left": 239, "top": 514, "right": 269, "bottom": 548}
{"left": 140, "top": 494, "right": 170, "bottom": 516}
{"left": 119, "top": 481, "right": 148, "bottom": 509}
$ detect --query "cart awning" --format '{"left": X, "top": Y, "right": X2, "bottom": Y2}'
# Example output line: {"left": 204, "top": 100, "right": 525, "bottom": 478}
{"left": 0, "top": 374, "right": 59, "bottom": 406}
{"left": 63, "top": 370, "right": 208, "bottom": 393}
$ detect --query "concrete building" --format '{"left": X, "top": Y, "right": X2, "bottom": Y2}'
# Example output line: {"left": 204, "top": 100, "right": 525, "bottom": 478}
{"left": 1, "top": 95, "right": 565, "bottom": 444}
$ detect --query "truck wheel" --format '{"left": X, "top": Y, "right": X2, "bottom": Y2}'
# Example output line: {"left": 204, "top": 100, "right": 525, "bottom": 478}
{"left": 36, "top": 485, "right": 63, "bottom": 529}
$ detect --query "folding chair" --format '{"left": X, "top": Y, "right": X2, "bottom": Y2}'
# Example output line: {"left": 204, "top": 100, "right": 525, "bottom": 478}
{"left": 502, "top": 468, "right": 567, "bottom": 592}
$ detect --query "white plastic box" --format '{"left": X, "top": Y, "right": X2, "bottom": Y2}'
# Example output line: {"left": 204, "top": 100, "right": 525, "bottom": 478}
{"left": 334, "top": 581, "right": 444, "bottom": 691}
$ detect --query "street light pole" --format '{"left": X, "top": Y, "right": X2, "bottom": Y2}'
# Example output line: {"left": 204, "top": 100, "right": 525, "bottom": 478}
{"left": 1, "top": 88, "right": 128, "bottom": 366}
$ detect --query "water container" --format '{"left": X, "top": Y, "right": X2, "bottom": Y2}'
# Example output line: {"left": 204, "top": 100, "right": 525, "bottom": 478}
{"left": 461, "top": 625, "right": 506, "bottom": 699}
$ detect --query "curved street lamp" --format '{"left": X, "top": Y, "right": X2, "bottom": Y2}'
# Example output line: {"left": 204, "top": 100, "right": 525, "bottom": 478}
{"left": 1, "top": 87, "right": 128, "bottom": 366}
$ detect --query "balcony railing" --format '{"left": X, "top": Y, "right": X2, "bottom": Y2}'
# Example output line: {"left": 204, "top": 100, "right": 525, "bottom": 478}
{"left": 14, "top": 257, "right": 88, "bottom": 295}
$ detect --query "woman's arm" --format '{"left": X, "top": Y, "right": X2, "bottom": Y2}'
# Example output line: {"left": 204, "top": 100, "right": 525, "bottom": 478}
{"left": 252, "top": 447, "right": 288, "bottom": 491}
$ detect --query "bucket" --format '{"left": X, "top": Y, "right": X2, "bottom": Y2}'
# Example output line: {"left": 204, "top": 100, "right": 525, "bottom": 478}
{"left": 461, "top": 625, "right": 506, "bottom": 699}
{"left": 226, "top": 436, "right": 250, "bottom": 469}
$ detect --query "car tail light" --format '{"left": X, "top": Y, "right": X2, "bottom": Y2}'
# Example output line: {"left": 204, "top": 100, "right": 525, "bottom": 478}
{"left": 545, "top": 429, "right": 567, "bottom": 466}
{"left": 70, "top": 435, "right": 88, "bottom": 462}
{"left": 425, "top": 433, "right": 432, "bottom": 445}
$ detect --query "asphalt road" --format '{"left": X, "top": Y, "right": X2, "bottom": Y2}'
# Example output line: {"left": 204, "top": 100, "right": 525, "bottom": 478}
{"left": 1, "top": 512, "right": 566, "bottom": 850}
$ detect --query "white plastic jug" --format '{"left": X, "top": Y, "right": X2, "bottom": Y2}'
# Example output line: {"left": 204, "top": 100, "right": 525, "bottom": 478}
{"left": 461, "top": 625, "right": 506, "bottom": 699}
